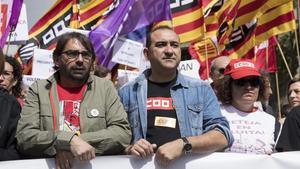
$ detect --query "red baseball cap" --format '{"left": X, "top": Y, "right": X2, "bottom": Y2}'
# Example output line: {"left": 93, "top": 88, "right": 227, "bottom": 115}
{"left": 224, "top": 58, "right": 260, "bottom": 80}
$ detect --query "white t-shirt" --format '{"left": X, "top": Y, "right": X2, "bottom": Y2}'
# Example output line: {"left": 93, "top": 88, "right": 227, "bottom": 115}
{"left": 221, "top": 105, "right": 275, "bottom": 154}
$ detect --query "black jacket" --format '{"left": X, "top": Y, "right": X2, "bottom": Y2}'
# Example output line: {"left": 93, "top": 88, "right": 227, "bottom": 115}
{"left": 0, "top": 88, "right": 21, "bottom": 161}
{"left": 276, "top": 106, "right": 300, "bottom": 152}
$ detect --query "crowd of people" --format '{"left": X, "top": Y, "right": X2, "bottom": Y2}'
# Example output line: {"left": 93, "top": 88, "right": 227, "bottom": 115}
{"left": 0, "top": 27, "right": 299, "bottom": 168}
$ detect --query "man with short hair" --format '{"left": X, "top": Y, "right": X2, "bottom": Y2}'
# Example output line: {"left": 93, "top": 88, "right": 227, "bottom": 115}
{"left": 16, "top": 32, "right": 131, "bottom": 168}
{"left": 119, "top": 26, "right": 233, "bottom": 166}
{"left": 210, "top": 56, "right": 230, "bottom": 89}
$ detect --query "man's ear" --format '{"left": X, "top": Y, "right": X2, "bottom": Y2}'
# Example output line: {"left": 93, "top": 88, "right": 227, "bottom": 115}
{"left": 53, "top": 56, "right": 59, "bottom": 68}
{"left": 143, "top": 48, "right": 150, "bottom": 61}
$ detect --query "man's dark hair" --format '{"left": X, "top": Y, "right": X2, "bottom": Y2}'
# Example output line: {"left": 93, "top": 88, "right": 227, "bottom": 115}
{"left": 145, "top": 26, "right": 175, "bottom": 48}
{"left": 287, "top": 77, "right": 300, "bottom": 96}
{"left": 52, "top": 32, "right": 96, "bottom": 70}
{"left": 5, "top": 56, "right": 23, "bottom": 97}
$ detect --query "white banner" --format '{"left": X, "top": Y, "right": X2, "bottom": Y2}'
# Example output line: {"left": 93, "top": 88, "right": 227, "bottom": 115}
{"left": 22, "top": 75, "right": 44, "bottom": 87}
{"left": 0, "top": 152, "right": 299, "bottom": 169}
{"left": 178, "top": 59, "right": 200, "bottom": 79}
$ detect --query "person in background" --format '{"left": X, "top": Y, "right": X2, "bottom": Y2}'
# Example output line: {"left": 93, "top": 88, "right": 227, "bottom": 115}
{"left": 93, "top": 65, "right": 112, "bottom": 80}
{"left": 0, "top": 56, "right": 24, "bottom": 106}
{"left": 0, "top": 50, "right": 21, "bottom": 161}
{"left": 16, "top": 32, "right": 131, "bottom": 169}
{"left": 276, "top": 78, "right": 300, "bottom": 151}
{"left": 216, "top": 58, "right": 275, "bottom": 154}
{"left": 209, "top": 56, "right": 230, "bottom": 90}
{"left": 259, "top": 71, "right": 277, "bottom": 119}
{"left": 119, "top": 26, "right": 233, "bottom": 166}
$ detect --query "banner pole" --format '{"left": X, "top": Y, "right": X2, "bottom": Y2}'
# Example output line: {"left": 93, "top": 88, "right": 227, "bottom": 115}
{"left": 5, "top": 26, "right": 14, "bottom": 55}
{"left": 294, "top": 29, "right": 300, "bottom": 76}
{"left": 275, "top": 72, "right": 281, "bottom": 119}
{"left": 276, "top": 39, "right": 293, "bottom": 79}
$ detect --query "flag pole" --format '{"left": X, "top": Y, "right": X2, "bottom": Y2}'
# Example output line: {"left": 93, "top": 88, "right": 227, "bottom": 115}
{"left": 265, "top": 40, "right": 269, "bottom": 70}
{"left": 5, "top": 26, "right": 14, "bottom": 55}
{"left": 296, "top": 0, "right": 300, "bottom": 76}
{"left": 294, "top": 30, "right": 300, "bottom": 74}
{"left": 204, "top": 38, "right": 209, "bottom": 79}
{"left": 275, "top": 72, "right": 281, "bottom": 119}
{"left": 276, "top": 39, "right": 293, "bottom": 80}
{"left": 267, "top": 41, "right": 280, "bottom": 119}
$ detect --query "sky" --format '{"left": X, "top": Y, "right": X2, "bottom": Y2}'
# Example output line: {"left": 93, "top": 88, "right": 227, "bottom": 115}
{"left": 24, "top": 0, "right": 56, "bottom": 29}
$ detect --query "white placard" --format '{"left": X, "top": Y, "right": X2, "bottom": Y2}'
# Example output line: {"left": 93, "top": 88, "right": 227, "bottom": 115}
{"left": 112, "top": 38, "right": 143, "bottom": 68}
{"left": 178, "top": 59, "right": 200, "bottom": 79}
{"left": 7, "top": 3, "right": 29, "bottom": 43}
{"left": 117, "top": 69, "right": 139, "bottom": 88}
{"left": 32, "top": 48, "right": 54, "bottom": 78}
{"left": 22, "top": 75, "right": 44, "bottom": 87}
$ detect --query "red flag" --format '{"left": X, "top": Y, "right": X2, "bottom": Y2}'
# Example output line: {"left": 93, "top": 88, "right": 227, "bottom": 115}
{"left": 255, "top": 37, "right": 277, "bottom": 72}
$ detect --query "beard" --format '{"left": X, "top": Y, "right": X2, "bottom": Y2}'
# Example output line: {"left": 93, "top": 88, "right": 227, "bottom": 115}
{"left": 59, "top": 64, "right": 91, "bottom": 83}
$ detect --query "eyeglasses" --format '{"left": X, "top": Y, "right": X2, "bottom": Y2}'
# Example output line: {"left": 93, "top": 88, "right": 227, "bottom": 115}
{"left": 61, "top": 50, "right": 92, "bottom": 60}
{"left": 0, "top": 70, "right": 14, "bottom": 79}
{"left": 233, "top": 77, "right": 261, "bottom": 87}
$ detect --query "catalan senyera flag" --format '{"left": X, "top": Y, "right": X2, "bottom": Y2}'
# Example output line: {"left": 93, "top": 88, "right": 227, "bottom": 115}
{"left": 204, "top": 0, "right": 224, "bottom": 38}
{"left": 173, "top": 0, "right": 205, "bottom": 43}
{"left": 255, "top": 1, "right": 296, "bottom": 44}
{"left": 234, "top": 0, "right": 291, "bottom": 28}
{"left": 189, "top": 37, "right": 219, "bottom": 79}
{"left": 78, "top": 0, "right": 114, "bottom": 29}
{"left": 155, "top": 0, "right": 204, "bottom": 43}
{"left": 222, "top": 19, "right": 257, "bottom": 59}
{"left": 217, "top": 0, "right": 241, "bottom": 48}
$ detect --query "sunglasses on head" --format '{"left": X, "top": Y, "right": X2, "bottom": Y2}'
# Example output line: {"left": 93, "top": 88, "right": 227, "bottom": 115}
{"left": 233, "top": 77, "right": 261, "bottom": 87}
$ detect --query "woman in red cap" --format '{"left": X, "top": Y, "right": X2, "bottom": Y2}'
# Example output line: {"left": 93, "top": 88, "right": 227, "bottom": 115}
{"left": 215, "top": 58, "right": 276, "bottom": 154}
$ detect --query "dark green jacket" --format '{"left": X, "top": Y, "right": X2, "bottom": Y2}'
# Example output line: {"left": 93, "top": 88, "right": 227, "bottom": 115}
{"left": 16, "top": 73, "right": 131, "bottom": 157}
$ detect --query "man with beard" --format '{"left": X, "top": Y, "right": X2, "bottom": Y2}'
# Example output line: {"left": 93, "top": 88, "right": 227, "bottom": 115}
{"left": 16, "top": 32, "right": 131, "bottom": 169}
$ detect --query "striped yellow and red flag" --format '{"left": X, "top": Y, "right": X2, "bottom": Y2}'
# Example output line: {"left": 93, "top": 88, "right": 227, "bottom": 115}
{"left": 189, "top": 37, "right": 219, "bottom": 79}
{"left": 155, "top": 0, "right": 204, "bottom": 43}
{"left": 234, "top": 0, "right": 291, "bottom": 28}
{"left": 255, "top": 1, "right": 296, "bottom": 44}
{"left": 216, "top": 0, "right": 241, "bottom": 47}
{"left": 79, "top": 0, "right": 114, "bottom": 28}
{"left": 172, "top": 0, "right": 205, "bottom": 43}
{"left": 69, "top": 0, "right": 80, "bottom": 28}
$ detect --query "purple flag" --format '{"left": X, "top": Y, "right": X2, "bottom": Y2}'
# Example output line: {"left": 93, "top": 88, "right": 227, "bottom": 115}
{"left": 0, "top": 0, "right": 23, "bottom": 48}
{"left": 89, "top": 0, "right": 172, "bottom": 68}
